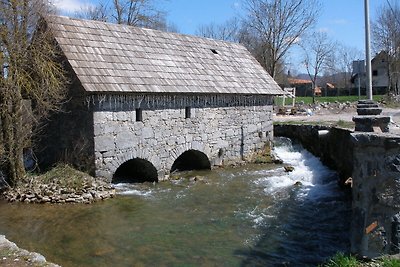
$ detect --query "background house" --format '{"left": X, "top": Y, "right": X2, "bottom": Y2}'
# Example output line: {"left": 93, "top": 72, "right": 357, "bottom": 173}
{"left": 287, "top": 78, "right": 313, "bottom": 96}
{"left": 351, "top": 51, "right": 389, "bottom": 95}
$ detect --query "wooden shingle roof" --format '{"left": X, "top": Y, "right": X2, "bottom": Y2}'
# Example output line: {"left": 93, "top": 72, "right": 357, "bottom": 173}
{"left": 48, "top": 15, "right": 283, "bottom": 95}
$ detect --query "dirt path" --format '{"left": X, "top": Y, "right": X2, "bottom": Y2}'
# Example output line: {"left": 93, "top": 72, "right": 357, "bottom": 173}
{"left": 274, "top": 107, "right": 400, "bottom": 134}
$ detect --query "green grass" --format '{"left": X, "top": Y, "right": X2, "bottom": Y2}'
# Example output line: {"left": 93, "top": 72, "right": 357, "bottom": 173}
{"left": 332, "top": 120, "right": 355, "bottom": 129}
{"left": 320, "top": 253, "right": 400, "bottom": 267}
{"left": 380, "top": 257, "right": 400, "bottom": 267}
{"left": 275, "top": 95, "right": 384, "bottom": 106}
{"left": 323, "top": 253, "right": 359, "bottom": 267}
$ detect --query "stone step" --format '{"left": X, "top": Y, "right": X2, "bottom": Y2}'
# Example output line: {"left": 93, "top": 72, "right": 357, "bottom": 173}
{"left": 358, "top": 99, "right": 376, "bottom": 105}
{"left": 353, "top": 115, "right": 391, "bottom": 132}
{"left": 357, "top": 103, "right": 379, "bottom": 109}
{"left": 353, "top": 115, "right": 391, "bottom": 123}
{"left": 357, "top": 108, "right": 382, "bottom": 115}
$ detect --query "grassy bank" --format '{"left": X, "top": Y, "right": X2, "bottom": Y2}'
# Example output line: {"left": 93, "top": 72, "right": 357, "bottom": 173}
{"left": 321, "top": 253, "right": 400, "bottom": 267}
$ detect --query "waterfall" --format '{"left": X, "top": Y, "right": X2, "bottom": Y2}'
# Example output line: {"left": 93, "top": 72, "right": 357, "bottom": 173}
{"left": 255, "top": 137, "right": 338, "bottom": 197}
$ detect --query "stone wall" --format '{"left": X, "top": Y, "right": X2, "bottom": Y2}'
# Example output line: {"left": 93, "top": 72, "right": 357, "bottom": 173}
{"left": 93, "top": 95, "right": 274, "bottom": 180}
{"left": 39, "top": 82, "right": 275, "bottom": 181}
{"left": 351, "top": 133, "right": 400, "bottom": 257}
{"left": 274, "top": 124, "right": 400, "bottom": 258}
{"left": 37, "top": 64, "right": 95, "bottom": 174}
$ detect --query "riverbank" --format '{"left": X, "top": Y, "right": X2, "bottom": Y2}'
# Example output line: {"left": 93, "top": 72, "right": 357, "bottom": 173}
{"left": 1, "top": 164, "right": 115, "bottom": 204}
{"left": 0, "top": 235, "right": 59, "bottom": 267}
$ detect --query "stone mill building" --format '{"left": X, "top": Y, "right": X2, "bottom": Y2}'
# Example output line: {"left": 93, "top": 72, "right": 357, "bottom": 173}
{"left": 40, "top": 15, "right": 283, "bottom": 183}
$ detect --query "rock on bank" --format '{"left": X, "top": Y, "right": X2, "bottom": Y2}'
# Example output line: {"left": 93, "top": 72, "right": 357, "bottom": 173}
{"left": 0, "top": 235, "right": 59, "bottom": 267}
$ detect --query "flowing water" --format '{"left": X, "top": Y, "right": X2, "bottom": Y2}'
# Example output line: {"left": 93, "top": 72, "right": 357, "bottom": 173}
{"left": 0, "top": 138, "right": 351, "bottom": 266}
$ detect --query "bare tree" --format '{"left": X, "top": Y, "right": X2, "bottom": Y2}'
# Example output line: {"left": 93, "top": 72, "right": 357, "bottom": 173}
{"left": 75, "top": 3, "right": 109, "bottom": 22}
{"left": 372, "top": 0, "right": 400, "bottom": 95}
{"left": 243, "top": 0, "right": 319, "bottom": 79}
{"left": 301, "top": 31, "right": 335, "bottom": 103}
{"left": 0, "top": 0, "right": 67, "bottom": 184}
{"left": 77, "top": 0, "right": 174, "bottom": 31}
{"left": 196, "top": 17, "right": 241, "bottom": 42}
{"left": 331, "top": 44, "right": 363, "bottom": 95}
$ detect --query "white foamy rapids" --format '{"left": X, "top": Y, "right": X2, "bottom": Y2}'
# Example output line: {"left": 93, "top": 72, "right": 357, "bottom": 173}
{"left": 235, "top": 206, "right": 275, "bottom": 231}
{"left": 113, "top": 183, "right": 154, "bottom": 197}
{"left": 255, "top": 139, "right": 337, "bottom": 195}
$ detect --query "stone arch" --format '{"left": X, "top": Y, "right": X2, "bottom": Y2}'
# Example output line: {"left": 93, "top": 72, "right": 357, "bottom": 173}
{"left": 170, "top": 149, "right": 211, "bottom": 173}
{"left": 112, "top": 158, "right": 158, "bottom": 183}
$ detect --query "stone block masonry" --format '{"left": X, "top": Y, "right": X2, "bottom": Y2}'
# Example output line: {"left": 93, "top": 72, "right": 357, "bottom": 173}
{"left": 351, "top": 133, "right": 400, "bottom": 257}
{"left": 92, "top": 94, "right": 274, "bottom": 180}
{"left": 274, "top": 124, "right": 400, "bottom": 259}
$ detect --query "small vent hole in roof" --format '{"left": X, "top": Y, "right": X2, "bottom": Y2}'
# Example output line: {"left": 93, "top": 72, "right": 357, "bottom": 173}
{"left": 211, "top": 49, "right": 218, "bottom": 54}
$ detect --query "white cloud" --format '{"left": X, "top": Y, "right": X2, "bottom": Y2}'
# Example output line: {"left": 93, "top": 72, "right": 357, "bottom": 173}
{"left": 51, "top": 0, "right": 92, "bottom": 13}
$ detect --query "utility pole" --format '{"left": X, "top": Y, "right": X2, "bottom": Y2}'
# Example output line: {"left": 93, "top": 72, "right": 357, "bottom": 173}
{"left": 365, "top": 0, "right": 373, "bottom": 100}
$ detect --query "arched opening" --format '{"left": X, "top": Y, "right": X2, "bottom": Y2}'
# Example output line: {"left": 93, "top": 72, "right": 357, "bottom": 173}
{"left": 170, "top": 150, "right": 211, "bottom": 173}
{"left": 113, "top": 158, "right": 158, "bottom": 184}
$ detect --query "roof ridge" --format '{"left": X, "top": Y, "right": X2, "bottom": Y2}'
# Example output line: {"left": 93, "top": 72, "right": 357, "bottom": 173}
{"left": 47, "top": 14, "right": 243, "bottom": 48}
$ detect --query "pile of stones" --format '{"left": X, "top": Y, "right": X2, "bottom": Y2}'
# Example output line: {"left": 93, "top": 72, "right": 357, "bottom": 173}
{"left": 308, "top": 101, "right": 356, "bottom": 113}
{"left": 287, "top": 101, "right": 356, "bottom": 115}
{"left": 2, "top": 179, "right": 115, "bottom": 204}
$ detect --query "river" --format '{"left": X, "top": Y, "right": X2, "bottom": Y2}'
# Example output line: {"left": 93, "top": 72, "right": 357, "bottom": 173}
{"left": 0, "top": 138, "right": 351, "bottom": 266}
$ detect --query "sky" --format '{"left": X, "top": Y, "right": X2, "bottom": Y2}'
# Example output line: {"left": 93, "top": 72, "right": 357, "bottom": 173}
{"left": 52, "top": 0, "right": 384, "bottom": 72}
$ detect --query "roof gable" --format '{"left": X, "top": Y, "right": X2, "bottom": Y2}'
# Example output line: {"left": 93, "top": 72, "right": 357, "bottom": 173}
{"left": 48, "top": 15, "right": 283, "bottom": 95}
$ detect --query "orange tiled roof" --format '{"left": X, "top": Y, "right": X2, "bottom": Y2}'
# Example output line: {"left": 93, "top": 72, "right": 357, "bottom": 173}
{"left": 288, "top": 78, "right": 312, "bottom": 85}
